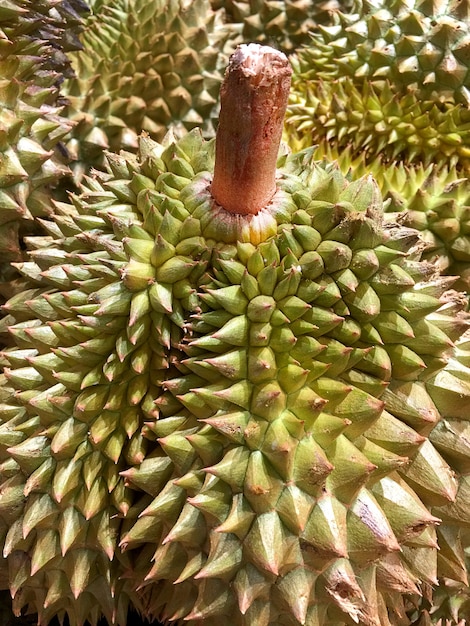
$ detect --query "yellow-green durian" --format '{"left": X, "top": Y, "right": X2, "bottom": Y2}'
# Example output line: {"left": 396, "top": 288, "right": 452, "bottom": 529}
{"left": 62, "top": 0, "right": 233, "bottom": 182}
{"left": 1, "top": 44, "right": 469, "bottom": 626}
{"left": 286, "top": 0, "right": 470, "bottom": 170}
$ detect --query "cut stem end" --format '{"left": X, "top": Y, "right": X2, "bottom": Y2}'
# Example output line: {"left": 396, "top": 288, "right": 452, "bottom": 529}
{"left": 211, "top": 43, "right": 292, "bottom": 216}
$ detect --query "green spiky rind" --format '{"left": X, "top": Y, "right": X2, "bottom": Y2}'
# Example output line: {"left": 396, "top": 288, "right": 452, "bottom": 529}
{"left": 402, "top": 330, "right": 470, "bottom": 625}
{"left": 401, "top": 526, "right": 470, "bottom": 624}
{"left": 286, "top": 142, "right": 470, "bottom": 290}
{"left": 62, "top": 0, "right": 232, "bottom": 182}
{"left": 286, "top": 75, "right": 470, "bottom": 171}
{"left": 361, "top": 322, "right": 470, "bottom": 626}
{"left": 209, "top": 0, "right": 353, "bottom": 53}
{"left": 1, "top": 130, "right": 468, "bottom": 625}
{"left": 0, "top": 130, "right": 226, "bottom": 625}
{"left": 0, "top": 0, "right": 88, "bottom": 302}
{"left": 0, "top": 77, "right": 74, "bottom": 258}
{"left": 297, "top": 0, "right": 470, "bottom": 106}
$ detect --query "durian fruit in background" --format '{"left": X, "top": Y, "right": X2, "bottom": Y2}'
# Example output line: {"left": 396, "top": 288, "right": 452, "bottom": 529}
{"left": 209, "top": 0, "right": 353, "bottom": 53}
{"left": 287, "top": 0, "right": 470, "bottom": 168}
{"left": 2, "top": 43, "right": 469, "bottom": 626}
{"left": 0, "top": 0, "right": 89, "bottom": 305}
{"left": 294, "top": 0, "right": 470, "bottom": 104}
{"left": 378, "top": 162, "right": 470, "bottom": 292}
{"left": 0, "top": 180, "right": 147, "bottom": 623}
{"left": 62, "top": 0, "right": 233, "bottom": 183}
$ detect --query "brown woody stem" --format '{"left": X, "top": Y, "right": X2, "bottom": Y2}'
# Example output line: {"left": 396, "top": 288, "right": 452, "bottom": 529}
{"left": 211, "top": 43, "right": 292, "bottom": 216}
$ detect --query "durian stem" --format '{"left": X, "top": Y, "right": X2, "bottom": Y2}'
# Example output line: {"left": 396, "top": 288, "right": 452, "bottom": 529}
{"left": 211, "top": 43, "right": 292, "bottom": 216}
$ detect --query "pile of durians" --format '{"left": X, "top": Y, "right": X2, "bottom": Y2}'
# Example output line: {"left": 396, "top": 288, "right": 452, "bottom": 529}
{"left": 1, "top": 1, "right": 470, "bottom": 625}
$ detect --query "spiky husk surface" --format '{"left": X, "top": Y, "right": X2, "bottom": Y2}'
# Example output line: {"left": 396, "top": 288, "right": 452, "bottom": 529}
{"left": 209, "top": 0, "right": 352, "bottom": 53}
{"left": 0, "top": 0, "right": 88, "bottom": 301}
{"left": 289, "top": 143, "right": 470, "bottom": 290}
{"left": 286, "top": 0, "right": 470, "bottom": 173}
{"left": 285, "top": 76, "right": 470, "bottom": 171}
{"left": 298, "top": 0, "right": 470, "bottom": 105}
{"left": 62, "top": 0, "right": 231, "bottom": 182}
{"left": 409, "top": 329, "right": 470, "bottom": 625}
{"left": 1, "top": 0, "right": 88, "bottom": 79}
{"left": 0, "top": 130, "right": 469, "bottom": 625}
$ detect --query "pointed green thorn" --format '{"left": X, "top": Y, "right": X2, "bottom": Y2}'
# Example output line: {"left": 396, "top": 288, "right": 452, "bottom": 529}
{"left": 302, "top": 493, "right": 348, "bottom": 560}
{"left": 194, "top": 531, "right": 242, "bottom": 580}
{"left": 276, "top": 567, "right": 316, "bottom": 624}
{"left": 243, "top": 510, "right": 285, "bottom": 576}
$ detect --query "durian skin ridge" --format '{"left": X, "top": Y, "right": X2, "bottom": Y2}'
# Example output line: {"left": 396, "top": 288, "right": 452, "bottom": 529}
{"left": 0, "top": 126, "right": 467, "bottom": 625}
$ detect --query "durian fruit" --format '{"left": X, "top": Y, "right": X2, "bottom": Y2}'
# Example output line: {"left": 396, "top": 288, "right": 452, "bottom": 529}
{"left": 0, "top": 0, "right": 88, "bottom": 303}
{"left": 297, "top": 0, "right": 470, "bottom": 105}
{"left": 118, "top": 47, "right": 469, "bottom": 625}
{"left": 291, "top": 144, "right": 470, "bottom": 290}
{"left": 286, "top": 0, "right": 470, "bottom": 169}
{"left": 0, "top": 43, "right": 469, "bottom": 626}
{"left": 62, "top": 0, "right": 232, "bottom": 182}
{"left": 377, "top": 164, "right": 470, "bottom": 291}
{"left": 0, "top": 239, "right": 144, "bottom": 619}
{"left": 209, "top": 0, "right": 352, "bottom": 53}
